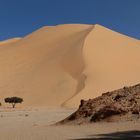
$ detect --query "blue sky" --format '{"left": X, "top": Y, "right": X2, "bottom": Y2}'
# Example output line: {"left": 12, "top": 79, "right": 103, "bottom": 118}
{"left": 0, "top": 0, "right": 140, "bottom": 40}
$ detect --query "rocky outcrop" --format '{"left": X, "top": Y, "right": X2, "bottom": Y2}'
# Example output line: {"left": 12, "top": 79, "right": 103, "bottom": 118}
{"left": 59, "top": 84, "right": 140, "bottom": 124}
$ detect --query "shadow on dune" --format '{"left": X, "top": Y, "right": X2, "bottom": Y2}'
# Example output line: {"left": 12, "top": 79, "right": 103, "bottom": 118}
{"left": 72, "top": 130, "right": 140, "bottom": 140}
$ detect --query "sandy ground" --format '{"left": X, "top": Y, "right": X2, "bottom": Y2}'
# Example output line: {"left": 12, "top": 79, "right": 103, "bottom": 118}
{"left": 0, "top": 107, "right": 140, "bottom": 140}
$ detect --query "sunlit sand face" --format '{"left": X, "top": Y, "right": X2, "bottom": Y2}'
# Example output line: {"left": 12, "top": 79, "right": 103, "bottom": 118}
{"left": 0, "top": 24, "right": 140, "bottom": 108}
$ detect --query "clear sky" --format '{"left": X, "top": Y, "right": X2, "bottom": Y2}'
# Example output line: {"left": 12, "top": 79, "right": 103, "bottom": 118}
{"left": 0, "top": 0, "right": 140, "bottom": 40}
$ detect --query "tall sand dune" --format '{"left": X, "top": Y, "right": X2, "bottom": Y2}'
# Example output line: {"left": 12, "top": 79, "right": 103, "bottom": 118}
{"left": 0, "top": 24, "right": 140, "bottom": 107}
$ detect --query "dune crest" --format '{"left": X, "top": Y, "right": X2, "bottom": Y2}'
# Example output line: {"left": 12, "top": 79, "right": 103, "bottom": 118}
{"left": 0, "top": 38, "right": 21, "bottom": 46}
{"left": 0, "top": 24, "right": 140, "bottom": 107}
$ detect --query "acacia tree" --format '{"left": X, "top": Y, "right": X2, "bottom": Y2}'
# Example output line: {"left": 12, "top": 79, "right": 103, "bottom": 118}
{"left": 4, "top": 97, "right": 23, "bottom": 108}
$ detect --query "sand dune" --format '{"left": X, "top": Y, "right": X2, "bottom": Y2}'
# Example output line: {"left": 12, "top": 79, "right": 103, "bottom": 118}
{"left": 0, "top": 38, "right": 21, "bottom": 46}
{"left": 0, "top": 24, "right": 140, "bottom": 107}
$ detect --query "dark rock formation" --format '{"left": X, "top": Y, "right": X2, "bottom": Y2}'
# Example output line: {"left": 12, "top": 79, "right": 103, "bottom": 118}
{"left": 59, "top": 84, "right": 140, "bottom": 124}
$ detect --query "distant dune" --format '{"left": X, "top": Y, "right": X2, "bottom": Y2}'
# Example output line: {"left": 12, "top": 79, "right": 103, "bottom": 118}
{"left": 0, "top": 38, "right": 21, "bottom": 46}
{"left": 0, "top": 24, "right": 140, "bottom": 107}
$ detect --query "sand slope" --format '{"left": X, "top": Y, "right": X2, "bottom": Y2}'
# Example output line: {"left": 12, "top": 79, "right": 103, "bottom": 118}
{"left": 0, "top": 38, "right": 21, "bottom": 46}
{"left": 0, "top": 24, "right": 140, "bottom": 107}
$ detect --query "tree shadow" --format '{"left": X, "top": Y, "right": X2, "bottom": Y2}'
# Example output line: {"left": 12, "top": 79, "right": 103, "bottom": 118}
{"left": 72, "top": 130, "right": 140, "bottom": 140}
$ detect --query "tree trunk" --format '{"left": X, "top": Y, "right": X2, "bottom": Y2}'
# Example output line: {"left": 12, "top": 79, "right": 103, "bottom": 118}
{"left": 12, "top": 103, "right": 16, "bottom": 108}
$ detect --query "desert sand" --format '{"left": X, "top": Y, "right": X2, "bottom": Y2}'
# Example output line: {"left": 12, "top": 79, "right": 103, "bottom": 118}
{"left": 0, "top": 24, "right": 140, "bottom": 140}
{"left": 0, "top": 38, "right": 21, "bottom": 46}
{"left": 0, "top": 24, "right": 140, "bottom": 108}
{"left": 0, "top": 107, "right": 140, "bottom": 140}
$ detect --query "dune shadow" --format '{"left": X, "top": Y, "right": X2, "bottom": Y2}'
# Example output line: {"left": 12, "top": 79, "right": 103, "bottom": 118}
{"left": 72, "top": 130, "right": 140, "bottom": 140}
